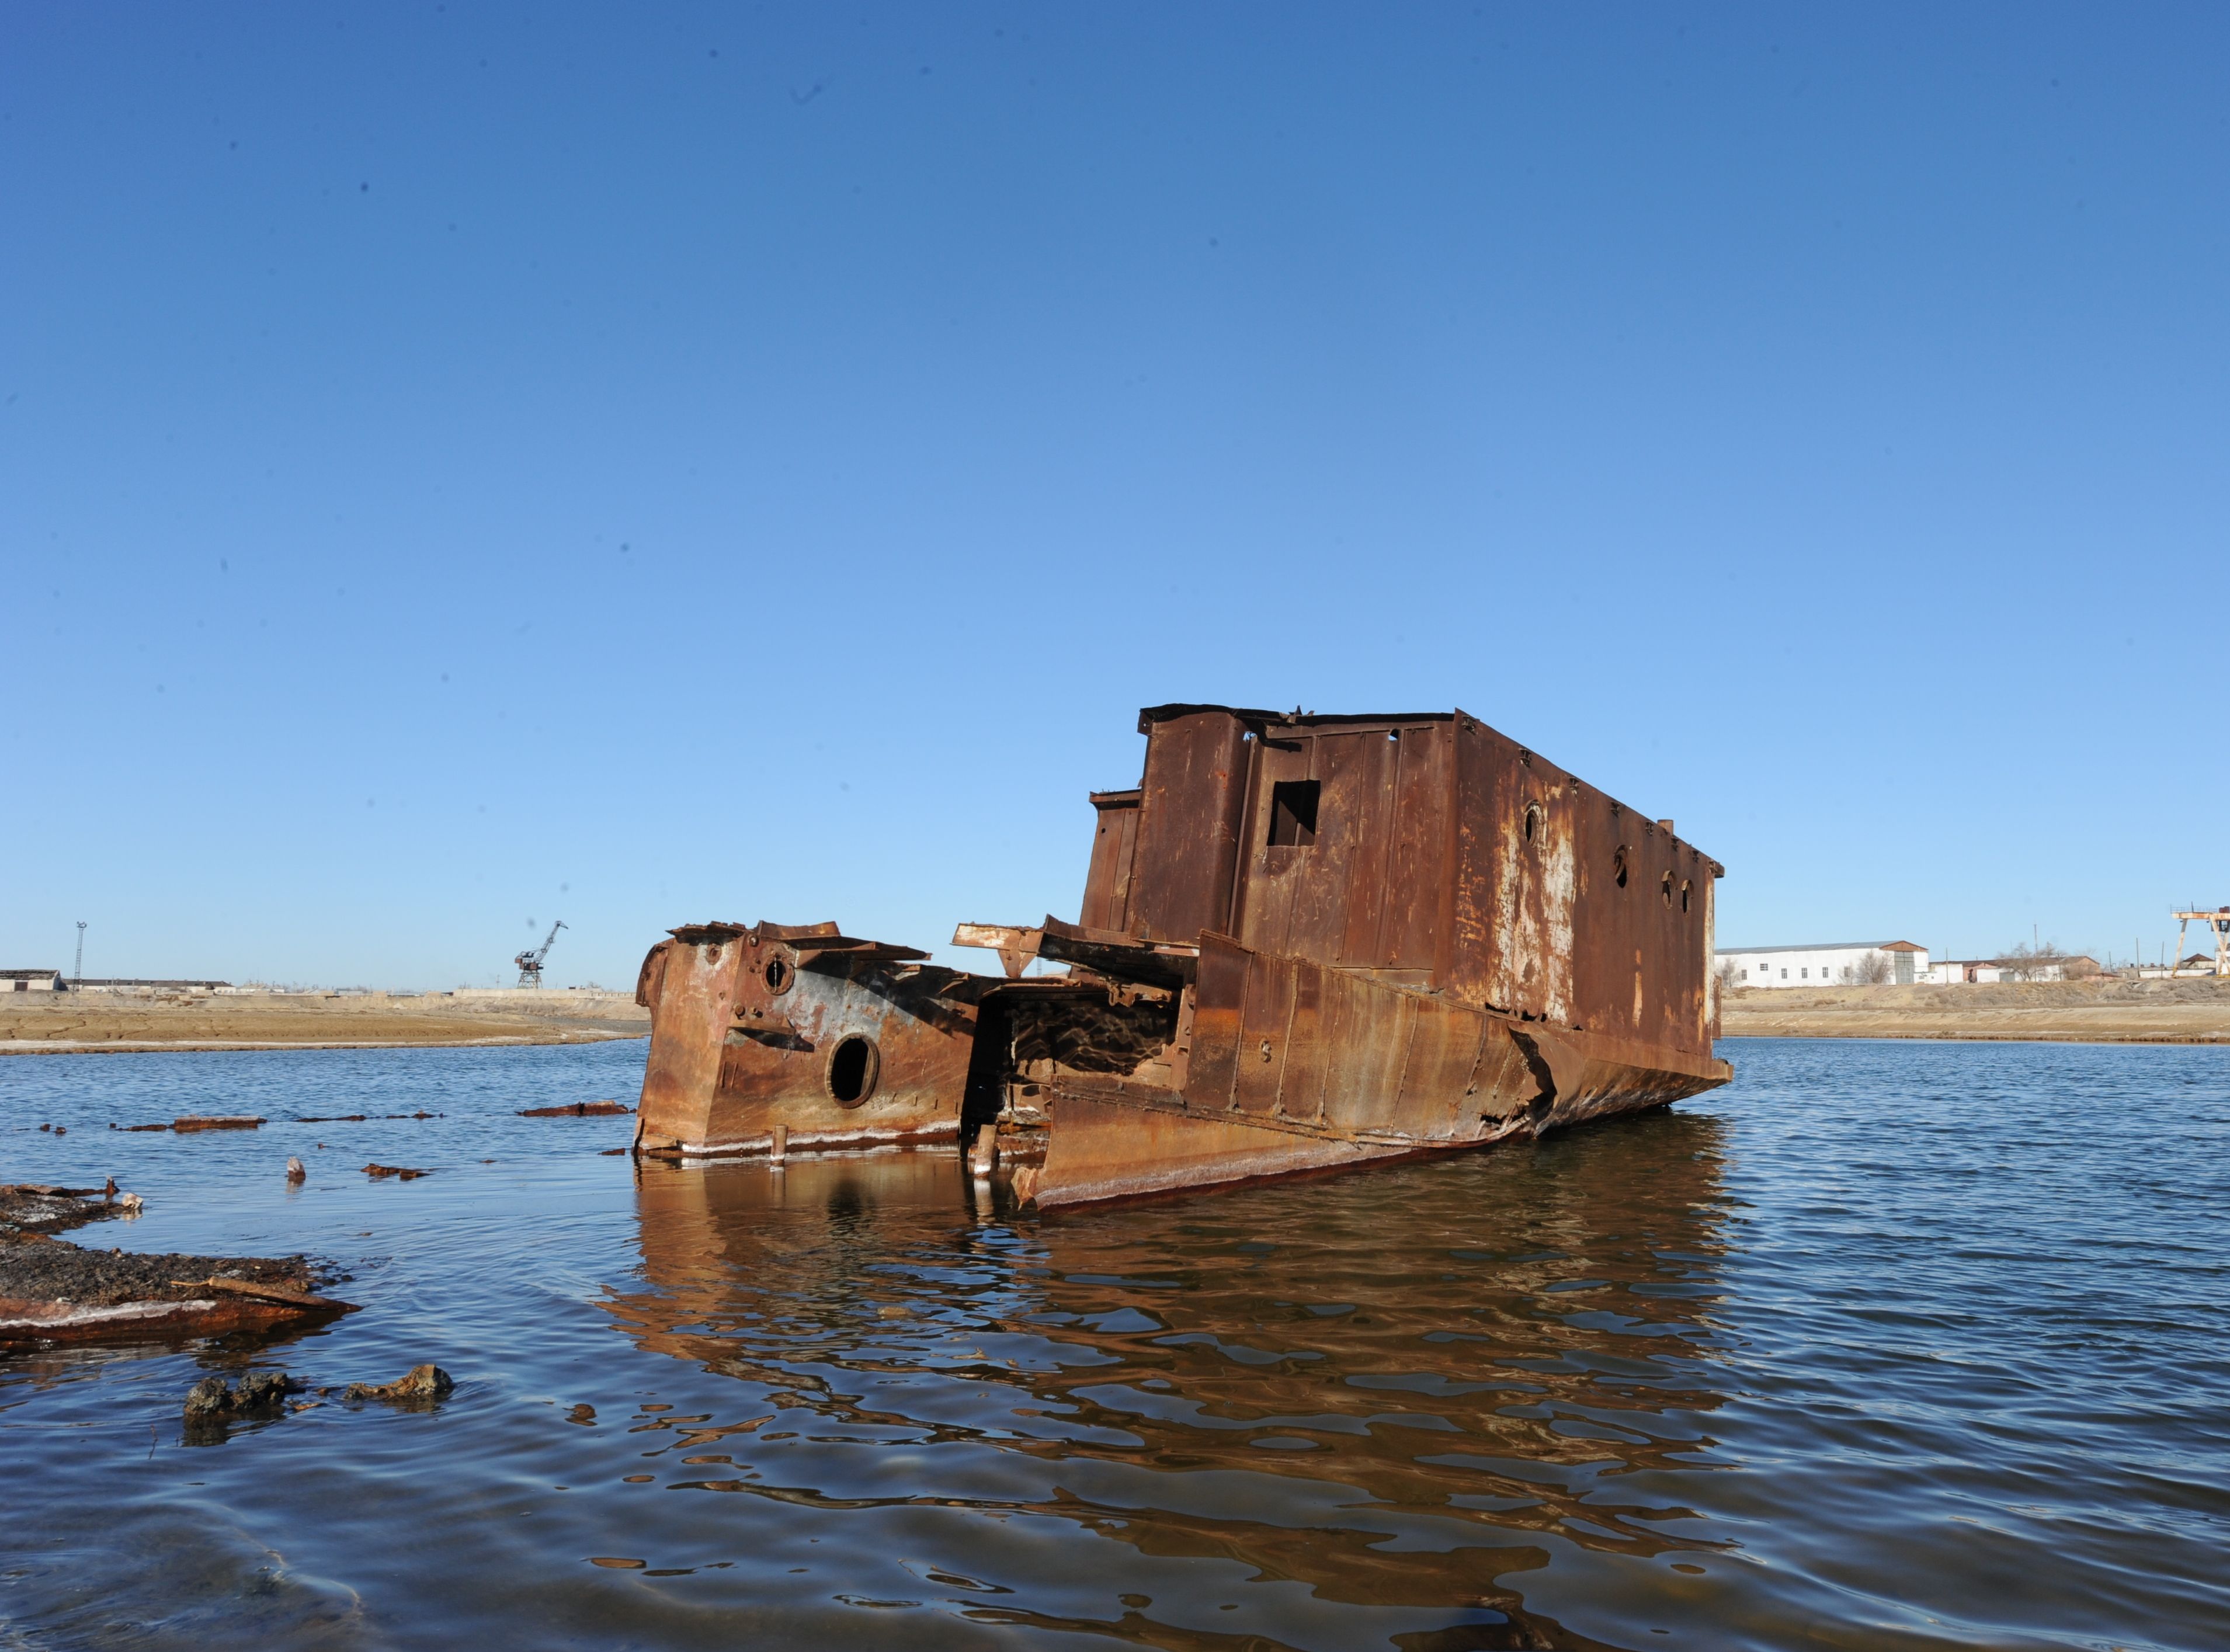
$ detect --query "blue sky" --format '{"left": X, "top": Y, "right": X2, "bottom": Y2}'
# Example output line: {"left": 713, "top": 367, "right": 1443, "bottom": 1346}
{"left": 5, "top": 4, "right": 2224, "bottom": 988}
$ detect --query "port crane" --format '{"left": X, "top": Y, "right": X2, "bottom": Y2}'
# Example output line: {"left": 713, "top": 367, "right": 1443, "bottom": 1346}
{"left": 2168, "top": 907, "right": 2230, "bottom": 979}
{"left": 515, "top": 920, "right": 566, "bottom": 989}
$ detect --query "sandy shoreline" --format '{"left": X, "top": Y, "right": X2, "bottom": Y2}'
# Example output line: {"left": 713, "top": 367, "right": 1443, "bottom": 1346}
{"left": 12, "top": 980, "right": 2225, "bottom": 1055}
{"left": 0, "top": 990, "right": 650, "bottom": 1056}
{"left": 1719, "top": 976, "right": 2230, "bottom": 1045}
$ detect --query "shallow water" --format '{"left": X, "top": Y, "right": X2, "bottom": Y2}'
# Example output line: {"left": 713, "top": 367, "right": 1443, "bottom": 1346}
{"left": 3, "top": 1038, "right": 2226, "bottom": 1650}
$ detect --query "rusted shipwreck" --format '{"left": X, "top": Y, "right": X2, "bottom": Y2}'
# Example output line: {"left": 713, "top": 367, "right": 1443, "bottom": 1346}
{"left": 633, "top": 704, "right": 1730, "bottom": 1208}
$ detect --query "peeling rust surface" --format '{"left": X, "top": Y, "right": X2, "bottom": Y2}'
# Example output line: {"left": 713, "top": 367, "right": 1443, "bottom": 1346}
{"left": 634, "top": 921, "right": 987, "bottom": 1159}
{"left": 635, "top": 704, "right": 1731, "bottom": 1205}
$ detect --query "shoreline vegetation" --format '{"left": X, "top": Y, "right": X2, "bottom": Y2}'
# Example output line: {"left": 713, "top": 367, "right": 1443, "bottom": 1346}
{"left": 1720, "top": 976, "right": 2230, "bottom": 1045}
{"left": 0, "top": 990, "right": 648, "bottom": 1055}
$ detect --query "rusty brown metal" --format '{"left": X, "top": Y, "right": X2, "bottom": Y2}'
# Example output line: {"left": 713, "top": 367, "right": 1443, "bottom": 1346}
{"left": 634, "top": 704, "right": 1730, "bottom": 1205}
{"left": 633, "top": 920, "right": 990, "bottom": 1159}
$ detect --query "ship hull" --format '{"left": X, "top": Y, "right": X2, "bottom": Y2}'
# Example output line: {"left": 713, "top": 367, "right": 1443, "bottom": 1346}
{"left": 1020, "top": 933, "right": 1728, "bottom": 1209}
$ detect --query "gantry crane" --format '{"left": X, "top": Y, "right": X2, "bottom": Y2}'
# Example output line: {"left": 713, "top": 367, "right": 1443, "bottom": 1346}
{"left": 2168, "top": 908, "right": 2230, "bottom": 978}
{"left": 515, "top": 920, "right": 566, "bottom": 989}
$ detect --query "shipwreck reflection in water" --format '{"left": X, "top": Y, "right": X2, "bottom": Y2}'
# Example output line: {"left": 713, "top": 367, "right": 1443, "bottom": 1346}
{"left": 602, "top": 1115, "right": 1735, "bottom": 1647}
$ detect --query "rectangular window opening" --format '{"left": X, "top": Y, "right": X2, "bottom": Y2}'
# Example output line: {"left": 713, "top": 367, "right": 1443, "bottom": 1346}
{"left": 1267, "top": 779, "right": 1319, "bottom": 847}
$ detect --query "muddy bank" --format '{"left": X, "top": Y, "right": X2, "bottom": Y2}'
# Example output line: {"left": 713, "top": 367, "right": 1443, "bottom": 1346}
{"left": 1721, "top": 976, "right": 2230, "bottom": 1044}
{"left": 0, "top": 989, "right": 648, "bottom": 1055}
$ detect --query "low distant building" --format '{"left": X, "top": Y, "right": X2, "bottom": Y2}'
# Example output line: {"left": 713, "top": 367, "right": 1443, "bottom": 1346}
{"left": 70, "top": 978, "right": 232, "bottom": 994}
{"left": 2, "top": 968, "right": 64, "bottom": 992}
{"left": 1717, "top": 941, "right": 1929, "bottom": 987}
{"left": 1923, "top": 959, "right": 2005, "bottom": 985}
{"left": 1925, "top": 955, "right": 2101, "bottom": 985}
{"left": 2138, "top": 954, "right": 2217, "bottom": 979}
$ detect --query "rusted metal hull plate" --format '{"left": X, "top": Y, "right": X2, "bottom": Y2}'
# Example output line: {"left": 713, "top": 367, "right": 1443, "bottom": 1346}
{"left": 1028, "top": 935, "right": 1725, "bottom": 1209}
{"left": 0, "top": 1293, "right": 352, "bottom": 1347}
{"left": 635, "top": 924, "right": 984, "bottom": 1159}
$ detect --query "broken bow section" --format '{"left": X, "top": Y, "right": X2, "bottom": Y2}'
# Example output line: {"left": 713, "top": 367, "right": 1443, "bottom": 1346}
{"left": 633, "top": 921, "right": 991, "bottom": 1157}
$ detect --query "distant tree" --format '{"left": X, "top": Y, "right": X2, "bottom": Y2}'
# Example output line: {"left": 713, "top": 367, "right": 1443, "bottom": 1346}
{"left": 1995, "top": 942, "right": 2072, "bottom": 982}
{"left": 1843, "top": 951, "right": 1893, "bottom": 985}
{"left": 1714, "top": 959, "right": 1743, "bottom": 995}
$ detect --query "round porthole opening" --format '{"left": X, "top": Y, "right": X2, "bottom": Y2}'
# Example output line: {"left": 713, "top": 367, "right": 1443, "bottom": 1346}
{"left": 764, "top": 957, "right": 793, "bottom": 995}
{"left": 1613, "top": 846, "right": 1630, "bottom": 889}
{"left": 1524, "top": 802, "right": 1543, "bottom": 843}
{"left": 827, "top": 1035, "right": 879, "bottom": 1107}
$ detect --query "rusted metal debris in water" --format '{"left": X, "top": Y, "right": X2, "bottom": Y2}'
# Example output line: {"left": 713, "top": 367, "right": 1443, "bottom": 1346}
{"left": 117, "top": 1115, "right": 266, "bottom": 1133}
{"left": 633, "top": 703, "right": 1732, "bottom": 1209}
{"left": 1, "top": 1229, "right": 356, "bottom": 1347}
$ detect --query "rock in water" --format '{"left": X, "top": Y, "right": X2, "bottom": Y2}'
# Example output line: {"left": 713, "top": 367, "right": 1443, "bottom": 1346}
{"left": 345, "top": 1364, "right": 454, "bottom": 1403}
{"left": 235, "top": 1371, "right": 298, "bottom": 1411}
{"left": 182, "top": 1370, "right": 300, "bottom": 1429}
{"left": 286, "top": 1157, "right": 306, "bottom": 1183}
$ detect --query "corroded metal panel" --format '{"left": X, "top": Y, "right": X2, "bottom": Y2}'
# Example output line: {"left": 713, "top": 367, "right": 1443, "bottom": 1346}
{"left": 1447, "top": 715, "right": 1578, "bottom": 1025}
{"left": 1229, "top": 949, "right": 1297, "bottom": 1117}
{"left": 1029, "top": 919, "right": 1729, "bottom": 1208}
{"left": 1380, "top": 724, "right": 1452, "bottom": 972}
{"left": 1231, "top": 731, "right": 1311, "bottom": 955}
{"left": 1227, "top": 719, "right": 1453, "bottom": 979}
{"left": 1127, "top": 711, "right": 1250, "bottom": 944}
{"left": 636, "top": 923, "right": 983, "bottom": 1157}
{"left": 1276, "top": 957, "right": 1330, "bottom": 1122}
{"left": 1559, "top": 788, "right": 1718, "bottom": 1060}
{"left": 1079, "top": 791, "right": 1141, "bottom": 933}
{"left": 635, "top": 934, "right": 741, "bottom": 1150}
{"left": 1315, "top": 966, "right": 1417, "bottom": 1136}
{"left": 1180, "top": 933, "right": 1250, "bottom": 1111}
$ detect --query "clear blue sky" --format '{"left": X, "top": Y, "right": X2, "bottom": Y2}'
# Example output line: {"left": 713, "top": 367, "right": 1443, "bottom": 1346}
{"left": 5, "top": 4, "right": 2224, "bottom": 988}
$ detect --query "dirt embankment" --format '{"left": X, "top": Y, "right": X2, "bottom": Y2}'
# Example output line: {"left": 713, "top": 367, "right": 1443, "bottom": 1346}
{"left": 1720, "top": 976, "right": 2230, "bottom": 1044}
{"left": 0, "top": 990, "right": 649, "bottom": 1055}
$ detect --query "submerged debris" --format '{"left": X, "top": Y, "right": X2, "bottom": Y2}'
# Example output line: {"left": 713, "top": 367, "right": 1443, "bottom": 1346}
{"left": 185, "top": 1369, "right": 301, "bottom": 1420}
{"left": 121, "top": 1115, "right": 266, "bottom": 1134}
{"left": 344, "top": 1364, "right": 454, "bottom": 1403}
{"left": 362, "top": 1164, "right": 430, "bottom": 1181}
{"left": 298, "top": 1112, "right": 441, "bottom": 1123}
{"left": 1, "top": 1181, "right": 134, "bottom": 1235}
{"left": 286, "top": 1156, "right": 307, "bottom": 1183}
{"left": 517, "top": 1101, "right": 633, "bottom": 1117}
{"left": 0, "top": 1233, "right": 355, "bottom": 1347}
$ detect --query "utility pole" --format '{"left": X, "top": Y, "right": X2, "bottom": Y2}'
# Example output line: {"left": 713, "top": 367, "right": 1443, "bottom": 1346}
{"left": 74, "top": 921, "right": 86, "bottom": 987}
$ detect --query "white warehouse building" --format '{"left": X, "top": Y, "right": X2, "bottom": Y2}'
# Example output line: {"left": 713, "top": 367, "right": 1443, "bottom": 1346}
{"left": 1717, "top": 940, "right": 1929, "bottom": 988}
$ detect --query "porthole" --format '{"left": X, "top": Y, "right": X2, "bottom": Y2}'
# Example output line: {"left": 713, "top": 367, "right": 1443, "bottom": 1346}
{"left": 763, "top": 956, "right": 793, "bottom": 995}
{"left": 1661, "top": 870, "right": 1674, "bottom": 906}
{"left": 1613, "top": 846, "right": 1630, "bottom": 889}
{"left": 1680, "top": 879, "right": 1692, "bottom": 914}
{"left": 826, "top": 1035, "right": 880, "bottom": 1107}
{"left": 1524, "top": 802, "right": 1543, "bottom": 843}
